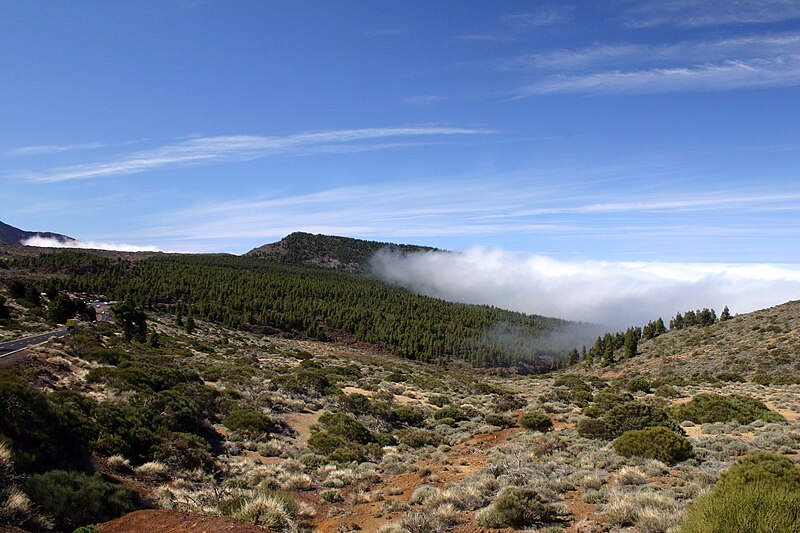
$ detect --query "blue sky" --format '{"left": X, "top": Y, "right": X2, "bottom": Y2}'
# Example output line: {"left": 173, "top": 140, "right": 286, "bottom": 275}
{"left": 2, "top": 0, "right": 800, "bottom": 261}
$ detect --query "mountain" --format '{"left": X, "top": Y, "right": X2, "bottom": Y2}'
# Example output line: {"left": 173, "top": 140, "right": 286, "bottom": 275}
{"left": 0, "top": 219, "right": 76, "bottom": 246}
{"left": 592, "top": 300, "right": 800, "bottom": 383}
{"left": 246, "top": 232, "right": 439, "bottom": 273}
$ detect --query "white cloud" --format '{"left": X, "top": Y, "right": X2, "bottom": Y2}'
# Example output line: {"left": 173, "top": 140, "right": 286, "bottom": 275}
{"left": 22, "top": 236, "right": 164, "bottom": 253}
{"left": 522, "top": 56, "right": 800, "bottom": 94}
{"left": 371, "top": 247, "right": 800, "bottom": 330}
{"left": 623, "top": 0, "right": 800, "bottom": 28}
{"left": 500, "top": 31, "right": 800, "bottom": 95}
{"left": 502, "top": 33, "right": 800, "bottom": 71}
{"left": 16, "top": 127, "right": 489, "bottom": 183}
{"left": 6, "top": 142, "right": 111, "bottom": 156}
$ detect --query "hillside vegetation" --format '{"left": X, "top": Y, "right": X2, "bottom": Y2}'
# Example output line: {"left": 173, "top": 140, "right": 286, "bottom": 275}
{"left": 589, "top": 301, "right": 800, "bottom": 383}
{"left": 6, "top": 250, "right": 571, "bottom": 368}
{"left": 246, "top": 232, "right": 438, "bottom": 273}
{"left": 1, "top": 245, "right": 799, "bottom": 532}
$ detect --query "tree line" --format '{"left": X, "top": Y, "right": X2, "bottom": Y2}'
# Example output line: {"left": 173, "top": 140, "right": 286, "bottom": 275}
{"left": 10, "top": 251, "right": 570, "bottom": 368}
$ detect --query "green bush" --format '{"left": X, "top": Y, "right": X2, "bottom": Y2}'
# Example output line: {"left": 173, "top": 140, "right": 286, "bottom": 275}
{"left": 316, "top": 412, "right": 374, "bottom": 445}
{"left": 0, "top": 373, "right": 93, "bottom": 473}
{"left": 86, "top": 360, "right": 200, "bottom": 392}
{"left": 621, "top": 377, "right": 652, "bottom": 393}
{"left": 433, "top": 406, "right": 467, "bottom": 422}
{"left": 613, "top": 427, "right": 694, "bottom": 465}
{"left": 717, "top": 452, "right": 800, "bottom": 492}
{"left": 576, "top": 417, "right": 611, "bottom": 440}
{"left": 654, "top": 384, "right": 680, "bottom": 398}
{"left": 24, "top": 470, "right": 141, "bottom": 531}
{"left": 308, "top": 411, "right": 392, "bottom": 462}
{"left": 716, "top": 372, "right": 746, "bottom": 383}
{"left": 477, "top": 487, "right": 558, "bottom": 529}
{"left": 671, "top": 394, "right": 785, "bottom": 425}
{"left": 682, "top": 453, "right": 800, "bottom": 533}
{"left": 223, "top": 408, "right": 278, "bottom": 438}
{"left": 391, "top": 406, "right": 425, "bottom": 428}
{"left": 427, "top": 395, "right": 450, "bottom": 407}
{"left": 519, "top": 411, "right": 553, "bottom": 432}
{"left": 154, "top": 432, "right": 213, "bottom": 471}
{"left": 578, "top": 398, "right": 680, "bottom": 441}
{"left": 395, "top": 429, "right": 441, "bottom": 448}
{"left": 484, "top": 413, "right": 516, "bottom": 429}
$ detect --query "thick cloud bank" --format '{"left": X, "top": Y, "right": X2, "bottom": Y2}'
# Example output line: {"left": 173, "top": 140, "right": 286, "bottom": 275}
{"left": 22, "top": 236, "right": 162, "bottom": 253}
{"left": 371, "top": 248, "right": 800, "bottom": 330}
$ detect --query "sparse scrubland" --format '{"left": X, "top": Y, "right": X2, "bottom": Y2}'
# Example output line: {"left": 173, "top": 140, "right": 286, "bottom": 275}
{"left": 0, "top": 245, "right": 799, "bottom": 532}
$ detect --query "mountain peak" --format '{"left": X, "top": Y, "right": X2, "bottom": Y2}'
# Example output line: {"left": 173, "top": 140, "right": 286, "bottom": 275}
{"left": 245, "top": 232, "right": 439, "bottom": 273}
{"left": 0, "top": 220, "right": 76, "bottom": 246}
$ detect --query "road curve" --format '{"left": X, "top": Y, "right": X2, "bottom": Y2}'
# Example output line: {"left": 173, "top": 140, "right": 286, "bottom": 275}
{"left": 0, "top": 329, "right": 68, "bottom": 358}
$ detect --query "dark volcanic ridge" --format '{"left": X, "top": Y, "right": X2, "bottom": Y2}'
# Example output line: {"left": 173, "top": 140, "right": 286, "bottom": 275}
{"left": 0, "top": 219, "right": 76, "bottom": 246}
{"left": 246, "top": 231, "right": 439, "bottom": 273}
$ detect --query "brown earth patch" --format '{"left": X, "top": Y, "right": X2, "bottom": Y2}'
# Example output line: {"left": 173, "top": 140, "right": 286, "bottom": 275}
{"left": 312, "top": 425, "right": 523, "bottom": 533}
{"left": 284, "top": 410, "right": 323, "bottom": 447}
{"left": 97, "top": 509, "right": 267, "bottom": 533}
{"left": 766, "top": 401, "right": 800, "bottom": 423}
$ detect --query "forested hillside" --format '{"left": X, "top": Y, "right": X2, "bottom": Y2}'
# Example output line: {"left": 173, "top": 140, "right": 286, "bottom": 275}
{"left": 246, "top": 232, "right": 438, "bottom": 273}
{"left": 10, "top": 250, "right": 571, "bottom": 368}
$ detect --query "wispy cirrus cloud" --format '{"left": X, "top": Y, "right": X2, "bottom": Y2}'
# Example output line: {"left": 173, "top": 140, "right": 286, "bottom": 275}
{"left": 522, "top": 56, "right": 800, "bottom": 95}
{"left": 7, "top": 142, "right": 111, "bottom": 156}
{"left": 130, "top": 179, "right": 800, "bottom": 254}
{"left": 14, "top": 127, "right": 489, "bottom": 183}
{"left": 622, "top": 0, "right": 800, "bottom": 28}
{"left": 501, "top": 33, "right": 800, "bottom": 71}
{"left": 6, "top": 138, "right": 149, "bottom": 157}
{"left": 458, "top": 5, "right": 571, "bottom": 41}
{"left": 507, "top": 32, "right": 800, "bottom": 95}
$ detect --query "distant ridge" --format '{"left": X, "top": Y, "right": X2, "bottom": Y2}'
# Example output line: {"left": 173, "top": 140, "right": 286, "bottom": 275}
{"left": 588, "top": 300, "right": 800, "bottom": 382}
{"left": 246, "top": 232, "right": 439, "bottom": 273}
{"left": 0, "top": 220, "right": 76, "bottom": 246}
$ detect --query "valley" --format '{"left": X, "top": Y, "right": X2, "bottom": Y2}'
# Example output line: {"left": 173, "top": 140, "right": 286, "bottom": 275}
{"left": 0, "top": 242, "right": 798, "bottom": 532}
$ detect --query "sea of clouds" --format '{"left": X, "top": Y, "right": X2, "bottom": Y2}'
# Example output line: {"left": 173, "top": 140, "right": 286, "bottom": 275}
{"left": 371, "top": 247, "right": 800, "bottom": 331}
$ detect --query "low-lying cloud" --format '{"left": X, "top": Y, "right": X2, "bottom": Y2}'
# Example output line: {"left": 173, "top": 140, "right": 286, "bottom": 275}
{"left": 371, "top": 247, "right": 800, "bottom": 331}
{"left": 22, "top": 236, "right": 163, "bottom": 253}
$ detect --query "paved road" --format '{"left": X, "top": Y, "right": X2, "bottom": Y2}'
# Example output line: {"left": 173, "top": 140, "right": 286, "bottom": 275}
{"left": 0, "top": 329, "right": 68, "bottom": 358}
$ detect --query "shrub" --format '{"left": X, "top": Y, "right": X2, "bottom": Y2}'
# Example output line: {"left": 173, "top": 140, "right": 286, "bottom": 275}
{"left": 391, "top": 406, "right": 425, "bottom": 427}
{"left": 153, "top": 432, "right": 213, "bottom": 471}
{"left": 519, "top": 411, "right": 553, "bottom": 432}
{"left": 23, "top": 470, "right": 141, "bottom": 531}
{"left": 579, "top": 398, "right": 681, "bottom": 441}
{"left": 654, "top": 384, "right": 679, "bottom": 398}
{"left": 682, "top": 453, "right": 800, "bottom": 533}
{"left": 317, "top": 412, "right": 374, "bottom": 445}
{"left": 222, "top": 490, "right": 298, "bottom": 529}
{"left": 717, "top": 452, "right": 800, "bottom": 492}
{"left": 671, "top": 394, "right": 785, "bottom": 425}
{"left": 576, "top": 417, "right": 611, "bottom": 440}
{"left": 476, "top": 487, "right": 558, "bottom": 529}
{"left": 86, "top": 360, "right": 200, "bottom": 392}
{"left": 223, "top": 408, "right": 278, "bottom": 438}
{"left": 427, "top": 395, "right": 450, "bottom": 407}
{"left": 613, "top": 427, "right": 694, "bottom": 465}
{"left": 716, "top": 372, "right": 746, "bottom": 383}
{"left": 433, "top": 406, "right": 467, "bottom": 422}
{"left": 621, "top": 377, "right": 652, "bottom": 393}
{"left": 395, "top": 429, "right": 441, "bottom": 448}
{"left": 484, "top": 413, "right": 516, "bottom": 429}
{"left": 0, "top": 373, "right": 93, "bottom": 473}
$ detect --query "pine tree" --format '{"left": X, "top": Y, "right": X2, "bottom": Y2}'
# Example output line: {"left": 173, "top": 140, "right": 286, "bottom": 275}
{"left": 601, "top": 334, "right": 615, "bottom": 366}
{"left": 720, "top": 306, "right": 731, "bottom": 321}
{"left": 567, "top": 348, "right": 579, "bottom": 366}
